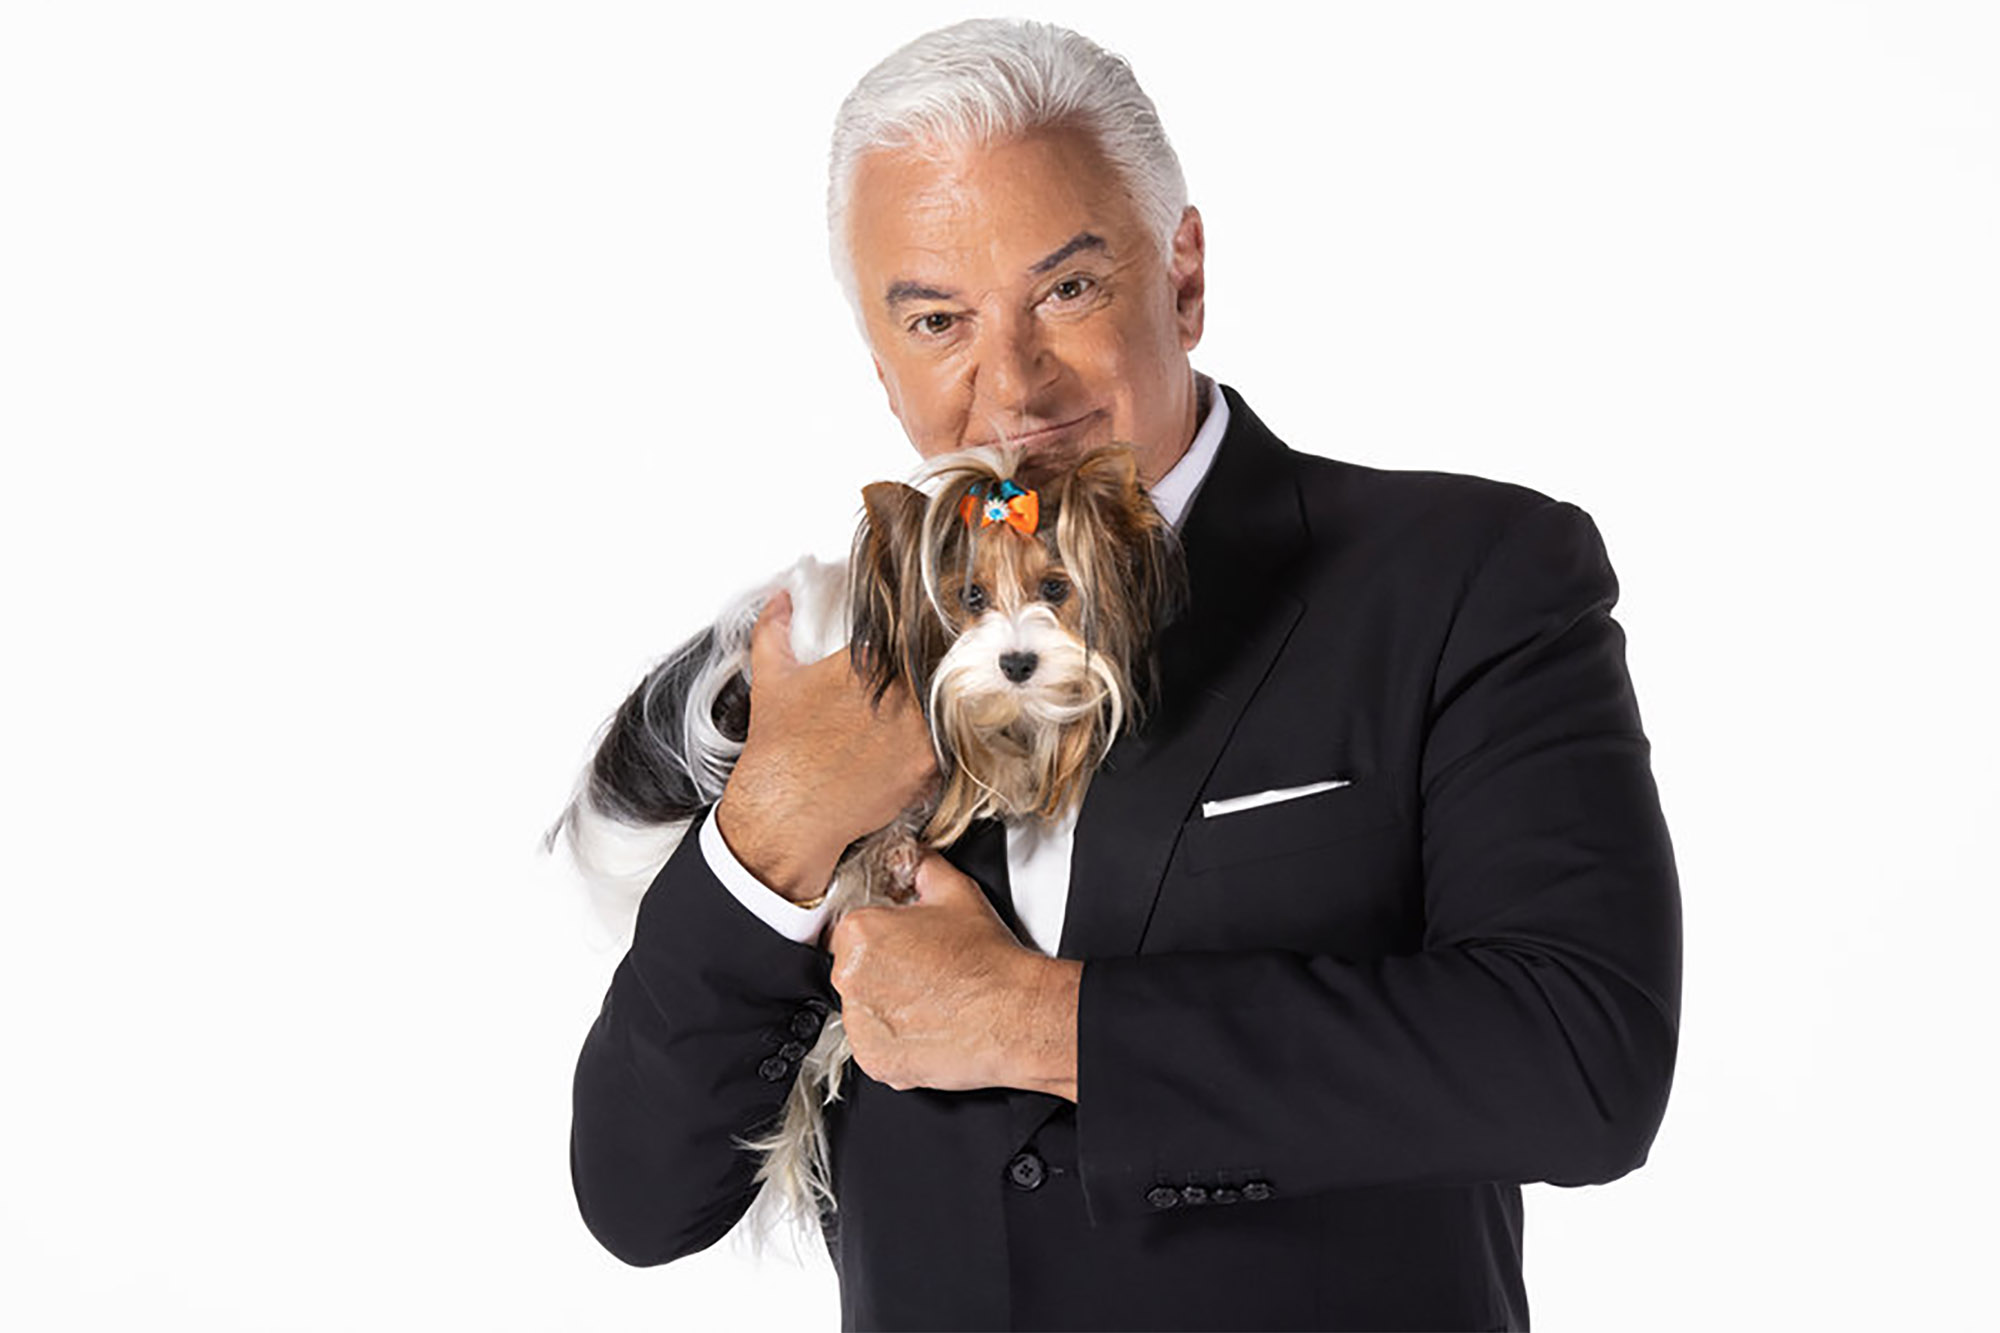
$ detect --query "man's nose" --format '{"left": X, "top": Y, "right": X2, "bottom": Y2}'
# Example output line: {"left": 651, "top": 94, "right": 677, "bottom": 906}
{"left": 975, "top": 311, "right": 1056, "bottom": 416}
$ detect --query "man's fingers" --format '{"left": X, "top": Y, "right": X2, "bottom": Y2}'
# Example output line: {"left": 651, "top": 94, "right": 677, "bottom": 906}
{"left": 747, "top": 588, "right": 797, "bottom": 682}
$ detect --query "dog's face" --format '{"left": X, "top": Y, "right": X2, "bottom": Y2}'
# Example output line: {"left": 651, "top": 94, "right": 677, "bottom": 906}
{"left": 851, "top": 444, "right": 1183, "bottom": 844}
{"left": 933, "top": 513, "right": 1096, "bottom": 721}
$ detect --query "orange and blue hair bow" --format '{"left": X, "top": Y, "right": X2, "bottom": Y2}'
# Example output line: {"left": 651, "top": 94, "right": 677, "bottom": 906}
{"left": 959, "top": 478, "right": 1040, "bottom": 536}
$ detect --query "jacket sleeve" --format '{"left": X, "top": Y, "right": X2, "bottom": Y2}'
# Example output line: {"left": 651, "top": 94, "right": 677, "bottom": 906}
{"left": 569, "top": 808, "right": 836, "bottom": 1265}
{"left": 1073, "top": 499, "right": 1682, "bottom": 1224}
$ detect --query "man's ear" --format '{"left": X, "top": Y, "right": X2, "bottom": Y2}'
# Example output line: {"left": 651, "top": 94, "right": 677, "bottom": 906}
{"left": 1170, "top": 205, "right": 1206, "bottom": 351}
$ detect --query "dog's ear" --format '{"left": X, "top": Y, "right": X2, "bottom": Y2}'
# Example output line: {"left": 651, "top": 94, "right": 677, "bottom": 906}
{"left": 1069, "top": 443, "right": 1141, "bottom": 494}
{"left": 850, "top": 482, "right": 929, "bottom": 702}
{"left": 1054, "top": 446, "right": 1188, "bottom": 707}
{"left": 860, "top": 481, "right": 925, "bottom": 577}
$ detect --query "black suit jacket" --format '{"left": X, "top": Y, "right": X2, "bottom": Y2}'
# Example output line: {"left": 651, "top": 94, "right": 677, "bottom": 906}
{"left": 569, "top": 386, "right": 1682, "bottom": 1331}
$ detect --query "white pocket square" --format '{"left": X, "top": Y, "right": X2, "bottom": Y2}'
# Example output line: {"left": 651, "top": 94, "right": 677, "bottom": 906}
{"left": 1200, "top": 778, "right": 1352, "bottom": 819}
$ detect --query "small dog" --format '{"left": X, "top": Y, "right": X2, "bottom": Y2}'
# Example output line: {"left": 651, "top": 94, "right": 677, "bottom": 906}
{"left": 546, "top": 442, "right": 1183, "bottom": 1238}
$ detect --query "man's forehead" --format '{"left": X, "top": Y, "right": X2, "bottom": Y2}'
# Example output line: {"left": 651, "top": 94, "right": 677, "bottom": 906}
{"left": 848, "top": 130, "right": 1142, "bottom": 290}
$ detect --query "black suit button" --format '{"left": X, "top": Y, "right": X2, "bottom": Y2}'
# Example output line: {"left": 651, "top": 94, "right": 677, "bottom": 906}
{"left": 778, "top": 1040, "right": 807, "bottom": 1061}
{"left": 1146, "top": 1186, "right": 1181, "bottom": 1210}
{"left": 1211, "top": 1187, "right": 1241, "bottom": 1205}
{"left": 1007, "top": 1152, "right": 1047, "bottom": 1191}
{"left": 789, "top": 1008, "right": 824, "bottom": 1039}
{"left": 757, "top": 1055, "right": 792, "bottom": 1083}
{"left": 1242, "top": 1180, "right": 1274, "bottom": 1202}
{"left": 1179, "top": 1185, "right": 1208, "bottom": 1206}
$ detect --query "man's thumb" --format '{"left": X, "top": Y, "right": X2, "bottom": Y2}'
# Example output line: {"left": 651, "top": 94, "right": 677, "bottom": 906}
{"left": 910, "top": 851, "right": 970, "bottom": 905}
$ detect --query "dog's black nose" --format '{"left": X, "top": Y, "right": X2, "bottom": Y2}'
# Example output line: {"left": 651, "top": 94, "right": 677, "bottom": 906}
{"left": 999, "top": 651, "right": 1038, "bottom": 684}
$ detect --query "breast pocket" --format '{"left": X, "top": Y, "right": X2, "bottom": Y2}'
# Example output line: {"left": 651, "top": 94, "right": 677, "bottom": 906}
{"left": 1180, "top": 774, "right": 1408, "bottom": 875}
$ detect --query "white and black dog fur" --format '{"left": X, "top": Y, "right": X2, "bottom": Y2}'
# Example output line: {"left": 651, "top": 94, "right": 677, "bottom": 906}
{"left": 546, "top": 442, "right": 1183, "bottom": 1242}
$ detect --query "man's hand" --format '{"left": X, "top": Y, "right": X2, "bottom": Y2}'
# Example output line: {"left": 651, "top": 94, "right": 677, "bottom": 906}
{"left": 829, "top": 852, "right": 1082, "bottom": 1100}
{"left": 714, "top": 590, "right": 938, "bottom": 902}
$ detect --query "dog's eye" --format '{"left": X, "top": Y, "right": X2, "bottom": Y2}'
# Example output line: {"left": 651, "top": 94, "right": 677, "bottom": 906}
{"left": 960, "top": 583, "right": 988, "bottom": 614}
{"left": 1039, "top": 577, "right": 1070, "bottom": 605}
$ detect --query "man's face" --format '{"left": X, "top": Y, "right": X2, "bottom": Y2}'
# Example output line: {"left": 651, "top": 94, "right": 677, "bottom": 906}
{"left": 846, "top": 126, "right": 1206, "bottom": 485}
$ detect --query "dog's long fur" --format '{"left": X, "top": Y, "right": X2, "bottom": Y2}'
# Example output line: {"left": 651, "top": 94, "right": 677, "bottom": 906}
{"left": 546, "top": 443, "right": 1183, "bottom": 1246}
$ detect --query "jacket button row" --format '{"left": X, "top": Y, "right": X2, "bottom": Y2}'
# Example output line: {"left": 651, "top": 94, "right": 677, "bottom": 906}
{"left": 1007, "top": 1151, "right": 1046, "bottom": 1191}
{"left": 760, "top": 1001, "right": 828, "bottom": 1083}
{"left": 1147, "top": 1180, "right": 1273, "bottom": 1209}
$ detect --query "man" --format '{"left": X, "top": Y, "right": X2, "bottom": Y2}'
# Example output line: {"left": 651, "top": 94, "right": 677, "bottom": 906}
{"left": 569, "top": 18, "right": 1680, "bottom": 1332}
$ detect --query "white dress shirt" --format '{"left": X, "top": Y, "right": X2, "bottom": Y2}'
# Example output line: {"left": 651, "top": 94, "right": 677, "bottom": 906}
{"left": 700, "top": 374, "right": 1231, "bottom": 950}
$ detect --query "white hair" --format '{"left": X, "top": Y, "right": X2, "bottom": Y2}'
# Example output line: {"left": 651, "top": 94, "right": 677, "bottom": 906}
{"left": 826, "top": 17, "right": 1189, "bottom": 312}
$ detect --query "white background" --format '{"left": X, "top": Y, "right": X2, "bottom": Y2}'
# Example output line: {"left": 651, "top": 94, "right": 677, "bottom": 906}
{"left": 3, "top": 2, "right": 1995, "bottom": 1328}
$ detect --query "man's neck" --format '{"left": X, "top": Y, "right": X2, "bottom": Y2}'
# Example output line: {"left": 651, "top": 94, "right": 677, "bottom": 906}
{"left": 1146, "top": 372, "right": 1229, "bottom": 530}
{"left": 1143, "top": 372, "right": 1207, "bottom": 488}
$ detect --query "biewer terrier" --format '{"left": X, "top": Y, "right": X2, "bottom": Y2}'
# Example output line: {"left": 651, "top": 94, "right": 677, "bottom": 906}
{"left": 547, "top": 442, "right": 1183, "bottom": 1237}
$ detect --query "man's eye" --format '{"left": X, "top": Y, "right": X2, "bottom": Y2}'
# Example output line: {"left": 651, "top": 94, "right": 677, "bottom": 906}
{"left": 913, "top": 311, "right": 956, "bottom": 336}
{"left": 1049, "top": 277, "right": 1094, "bottom": 302}
{"left": 960, "top": 583, "right": 988, "bottom": 613}
{"left": 1039, "top": 577, "right": 1070, "bottom": 604}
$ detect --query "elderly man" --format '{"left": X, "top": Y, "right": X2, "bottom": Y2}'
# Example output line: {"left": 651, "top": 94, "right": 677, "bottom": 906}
{"left": 569, "top": 18, "right": 1680, "bottom": 1332}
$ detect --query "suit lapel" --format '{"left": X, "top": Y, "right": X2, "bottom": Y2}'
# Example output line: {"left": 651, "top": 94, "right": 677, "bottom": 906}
{"left": 1000, "top": 384, "right": 1312, "bottom": 1144}
{"left": 1056, "top": 385, "right": 1308, "bottom": 961}
{"left": 1002, "top": 387, "right": 1309, "bottom": 1148}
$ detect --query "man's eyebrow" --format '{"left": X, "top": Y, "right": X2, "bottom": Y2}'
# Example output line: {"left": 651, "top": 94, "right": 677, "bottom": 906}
{"left": 881, "top": 233, "right": 1106, "bottom": 307}
{"left": 1029, "top": 232, "right": 1106, "bottom": 275}
{"left": 885, "top": 280, "right": 959, "bottom": 308}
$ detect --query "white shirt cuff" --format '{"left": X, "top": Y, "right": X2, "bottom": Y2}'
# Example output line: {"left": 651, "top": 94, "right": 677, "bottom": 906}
{"left": 698, "top": 809, "right": 835, "bottom": 945}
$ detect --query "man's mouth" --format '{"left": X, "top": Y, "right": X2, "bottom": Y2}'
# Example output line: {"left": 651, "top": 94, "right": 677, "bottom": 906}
{"left": 972, "top": 411, "right": 1105, "bottom": 451}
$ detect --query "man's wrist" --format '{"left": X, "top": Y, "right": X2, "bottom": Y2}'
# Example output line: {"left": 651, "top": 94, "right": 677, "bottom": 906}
{"left": 714, "top": 789, "right": 839, "bottom": 904}
{"left": 696, "top": 813, "right": 837, "bottom": 944}
{"left": 1007, "top": 953, "right": 1082, "bottom": 1102}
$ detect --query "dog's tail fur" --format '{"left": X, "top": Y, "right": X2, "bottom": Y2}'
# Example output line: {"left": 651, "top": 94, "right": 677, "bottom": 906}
{"left": 542, "top": 555, "right": 851, "bottom": 948}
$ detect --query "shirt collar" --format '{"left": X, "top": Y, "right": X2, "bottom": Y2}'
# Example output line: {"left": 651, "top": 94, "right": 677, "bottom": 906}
{"left": 1145, "top": 372, "right": 1229, "bottom": 530}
